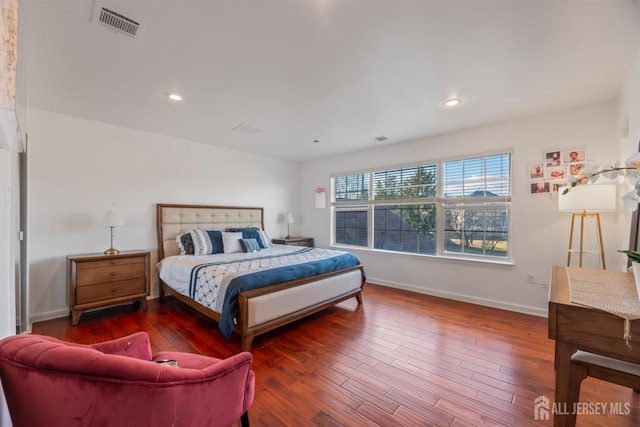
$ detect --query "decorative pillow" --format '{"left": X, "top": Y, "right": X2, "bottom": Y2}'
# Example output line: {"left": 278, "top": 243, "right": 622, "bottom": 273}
{"left": 239, "top": 238, "right": 261, "bottom": 253}
{"left": 227, "top": 227, "right": 265, "bottom": 248}
{"left": 222, "top": 232, "right": 243, "bottom": 254}
{"left": 257, "top": 230, "right": 272, "bottom": 248}
{"left": 176, "top": 232, "right": 195, "bottom": 255}
{"left": 189, "top": 229, "right": 213, "bottom": 256}
{"left": 205, "top": 230, "right": 224, "bottom": 254}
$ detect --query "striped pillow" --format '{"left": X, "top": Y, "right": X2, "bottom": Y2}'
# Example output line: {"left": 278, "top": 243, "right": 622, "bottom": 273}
{"left": 189, "top": 229, "right": 213, "bottom": 256}
{"left": 227, "top": 227, "right": 265, "bottom": 248}
{"left": 257, "top": 230, "right": 272, "bottom": 248}
{"left": 239, "top": 238, "right": 261, "bottom": 253}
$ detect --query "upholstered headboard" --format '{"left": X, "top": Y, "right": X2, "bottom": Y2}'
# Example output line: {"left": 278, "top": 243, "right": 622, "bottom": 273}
{"left": 157, "top": 204, "right": 264, "bottom": 259}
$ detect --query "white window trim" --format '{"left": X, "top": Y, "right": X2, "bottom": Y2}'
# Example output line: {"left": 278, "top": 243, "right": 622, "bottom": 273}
{"left": 331, "top": 150, "right": 512, "bottom": 262}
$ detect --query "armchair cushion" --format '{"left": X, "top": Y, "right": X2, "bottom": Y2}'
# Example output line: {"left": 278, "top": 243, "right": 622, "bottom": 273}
{"left": 90, "top": 331, "right": 153, "bottom": 360}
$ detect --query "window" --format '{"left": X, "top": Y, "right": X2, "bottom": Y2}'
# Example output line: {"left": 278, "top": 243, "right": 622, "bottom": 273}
{"left": 332, "top": 152, "right": 511, "bottom": 260}
{"left": 334, "top": 173, "right": 370, "bottom": 247}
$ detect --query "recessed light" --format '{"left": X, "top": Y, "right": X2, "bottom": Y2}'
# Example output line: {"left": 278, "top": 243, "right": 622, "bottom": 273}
{"left": 167, "top": 93, "right": 183, "bottom": 102}
{"left": 442, "top": 97, "right": 462, "bottom": 108}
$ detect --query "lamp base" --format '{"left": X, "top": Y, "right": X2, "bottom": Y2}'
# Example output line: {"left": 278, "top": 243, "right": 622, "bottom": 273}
{"left": 566, "top": 211, "right": 606, "bottom": 269}
{"left": 284, "top": 235, "right": 292, "bottom": 240}
{"left": 104, "top": 247, "right": 120, "bottom": 255}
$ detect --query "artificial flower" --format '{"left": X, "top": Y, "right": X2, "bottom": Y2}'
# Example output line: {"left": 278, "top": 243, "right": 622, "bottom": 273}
{"left": 563, "top": 154, "right": 640, "bottom": 212}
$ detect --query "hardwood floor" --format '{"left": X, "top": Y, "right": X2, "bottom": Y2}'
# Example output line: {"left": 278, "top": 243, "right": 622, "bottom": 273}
{"left": 32, "top": 283, "right": 640, "bottom": 426}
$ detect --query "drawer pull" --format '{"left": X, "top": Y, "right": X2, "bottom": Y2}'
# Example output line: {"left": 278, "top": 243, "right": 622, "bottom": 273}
{"left": 111, "top": 289, "right": 117, "bottom": 293}
{"left": 110, "top": 272, "right": 117, "bottom": 276}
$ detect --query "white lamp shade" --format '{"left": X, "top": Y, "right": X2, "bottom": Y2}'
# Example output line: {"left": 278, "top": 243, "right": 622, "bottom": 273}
{"left": 103, "top": 209, "right": 123, "bottom": 227}
{"left": 285, "top": 212, "right": 295, "bottom": 224}
{"left": 558, "top": 184, "right": 616, "bottom": 212}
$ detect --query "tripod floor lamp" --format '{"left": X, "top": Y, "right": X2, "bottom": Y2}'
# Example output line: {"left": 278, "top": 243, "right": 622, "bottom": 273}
{"left": 559, "top": 184, "right": 616, "bottom": 269}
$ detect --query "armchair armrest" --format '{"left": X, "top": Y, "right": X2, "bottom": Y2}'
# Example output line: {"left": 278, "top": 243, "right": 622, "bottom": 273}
{"left": 90, "top": 332, "right": 152, "bottom": 361}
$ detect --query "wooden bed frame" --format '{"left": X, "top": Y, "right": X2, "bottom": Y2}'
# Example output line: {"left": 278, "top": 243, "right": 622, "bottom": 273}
{"left": 156, "top": 203, "right": 365, "bottom": 351}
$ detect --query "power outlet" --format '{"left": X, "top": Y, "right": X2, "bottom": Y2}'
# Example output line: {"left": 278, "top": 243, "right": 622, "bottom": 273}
{"left": 526, "top": 273, "right": 535, "bottom": 284}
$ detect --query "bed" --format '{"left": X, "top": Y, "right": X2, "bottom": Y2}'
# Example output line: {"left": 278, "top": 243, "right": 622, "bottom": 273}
{"left": 156, "top": 203, "right": 365, "bottom": 351}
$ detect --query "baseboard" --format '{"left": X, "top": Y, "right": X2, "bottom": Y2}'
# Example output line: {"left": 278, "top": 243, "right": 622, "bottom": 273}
{"left": 29, "top": 308, "right": 69, "bottom": 325}
{"left": 29, "top": 295, "right": 161, "bottom": 328}
{"left": 366, "top": 277, "right": 548, "bottom": 317}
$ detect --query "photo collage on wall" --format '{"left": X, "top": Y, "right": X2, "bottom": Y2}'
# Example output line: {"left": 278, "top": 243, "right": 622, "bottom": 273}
{"left": 528, "top": 149, "right": 587, "bottom": 195}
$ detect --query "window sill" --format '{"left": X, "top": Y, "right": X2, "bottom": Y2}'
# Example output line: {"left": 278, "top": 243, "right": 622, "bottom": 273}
{"left": 330, "top": 244, "right": 515, "bottom": 267}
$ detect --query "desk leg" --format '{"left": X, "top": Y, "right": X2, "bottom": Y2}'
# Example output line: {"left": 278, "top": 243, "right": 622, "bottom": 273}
{"left": 554, "top": 340, "right": 578, "bottom": 427}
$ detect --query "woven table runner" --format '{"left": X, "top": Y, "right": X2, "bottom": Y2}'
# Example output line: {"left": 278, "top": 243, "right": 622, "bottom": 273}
{"left": 566, "top": 267, "right": 640, "bottom": 347}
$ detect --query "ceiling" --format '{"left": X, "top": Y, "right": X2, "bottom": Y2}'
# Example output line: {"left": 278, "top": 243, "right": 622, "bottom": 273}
{"left": 17, "top": 0, "right": 640, "bottom": 162}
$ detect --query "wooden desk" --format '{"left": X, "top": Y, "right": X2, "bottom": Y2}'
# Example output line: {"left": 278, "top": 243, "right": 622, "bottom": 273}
{"left": 548, "top": 265, "right": 640, "bottom": 426}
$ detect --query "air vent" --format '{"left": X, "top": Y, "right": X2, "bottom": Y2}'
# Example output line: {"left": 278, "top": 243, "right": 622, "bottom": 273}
{"left": 232, "top": 123, "right": 262, "bottom": 135}
{"left": 374, "top": 136, "right": 389, "bottom": 142}
{"left": 93, "top": 3, "right": 145, "bottom": 40}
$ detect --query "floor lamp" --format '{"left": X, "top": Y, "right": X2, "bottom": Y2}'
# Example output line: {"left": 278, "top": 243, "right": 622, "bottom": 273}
{"left": 558, "top": 184, "right": 616, "bottom": 269}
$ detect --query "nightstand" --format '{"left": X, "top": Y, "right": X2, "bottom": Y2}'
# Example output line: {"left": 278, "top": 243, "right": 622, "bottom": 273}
{"left": 271, "top": 237, "right": 314, "bottom": 247}
{"left": 68, "top": 250, "right": 150, "bottom": 325}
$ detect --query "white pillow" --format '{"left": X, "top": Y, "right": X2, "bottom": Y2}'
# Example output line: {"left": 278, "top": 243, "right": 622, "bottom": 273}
{"left": 222, "top": 232, "right": 243, "bottom": 254}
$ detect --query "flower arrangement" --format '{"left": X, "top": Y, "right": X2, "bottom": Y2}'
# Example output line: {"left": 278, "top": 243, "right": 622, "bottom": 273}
{"left": 563, "top": 153, "right": 640, "bottom": 210}
{"left": 314, "top": 186, "right": 326, "bottom": 194}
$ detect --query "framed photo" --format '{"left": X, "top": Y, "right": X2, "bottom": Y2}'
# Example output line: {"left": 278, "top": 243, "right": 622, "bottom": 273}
{"left": 545, "top": 166, "right": 566, "bottom": 182}
{"left": 551, "top": 182, "right": 565, "bottom": 194}
{"left": 528, "top": 162, "right": 544, "bottom": 179}
{"left": 567, "top": 162, "right": 586, "bottom": 177}
{"left": 545, "top": 151, "right": 561, "bottom": 167}
{"left": 562, "top": 149, "right": 585, "bottom": 164}
{"left": 530, "top": 182, "right": 550, "bottom": 195}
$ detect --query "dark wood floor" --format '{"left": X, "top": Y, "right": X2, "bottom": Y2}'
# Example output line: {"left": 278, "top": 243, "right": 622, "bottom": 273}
{"left": 33, "top": 283, "right": 640, "bottom": 426}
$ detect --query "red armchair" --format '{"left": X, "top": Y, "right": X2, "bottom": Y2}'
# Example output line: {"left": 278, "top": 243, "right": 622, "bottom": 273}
{"left": 0, "top": 332, "right": 254, "bottom": 427}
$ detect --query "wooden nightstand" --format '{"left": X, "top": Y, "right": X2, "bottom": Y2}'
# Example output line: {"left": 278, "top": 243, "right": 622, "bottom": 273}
{"left": 271, "top": 237, "right": 314, "bottom": 247}
{"left": 68, "top": 250, "right": 150, "bottom": 325}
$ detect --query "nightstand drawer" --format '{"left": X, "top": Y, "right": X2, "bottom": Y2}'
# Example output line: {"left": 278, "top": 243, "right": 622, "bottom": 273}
{"left": 76, "top": 261, "right": 145, "bottom": 286}
{"left": 272, "top": 237, "right": 314, "bottom": 247}
{"left": 286, "top": 240, "right": 307, "bottom": 246}
{"left": 76, "top": 278, "right": 146, "bottom": 304}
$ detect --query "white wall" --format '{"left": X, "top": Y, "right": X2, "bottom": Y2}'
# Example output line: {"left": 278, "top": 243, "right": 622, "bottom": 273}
{"left": 0, "top": 147, "right": 16, "bottom": 337}
{"left": 617, "top": 49, "right": 640, "bottom": 252}
{"left": 300, "top": 101, "right": 621, "bottom": 316}
{"left": 26, "top": 109, "right": 300, "bottom": 322}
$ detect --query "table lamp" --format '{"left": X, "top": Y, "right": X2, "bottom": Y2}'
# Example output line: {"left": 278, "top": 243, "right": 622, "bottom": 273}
{"left": 558, "top": 184, "right": 616, "bottom": 269}
{"left": 285, "top": 212, "right": 294, "bottom": 240}
{"left": 103, "top": 209, "right": 123, "bottom": 255}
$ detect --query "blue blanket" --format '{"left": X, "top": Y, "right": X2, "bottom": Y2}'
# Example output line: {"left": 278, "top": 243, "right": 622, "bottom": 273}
{"left": 188, "top": 248, "right": 362, "bottom": 338}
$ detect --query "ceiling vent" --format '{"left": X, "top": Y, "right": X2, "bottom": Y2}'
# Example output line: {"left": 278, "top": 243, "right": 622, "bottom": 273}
{"left": 232, "top": 123, "right": 262, "bottom": 135}
{"left": 93, "top": 2, "right": 145, "bottom": 40}
{"left": 374, "top": 136, "right": 389, "bottom": 142}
